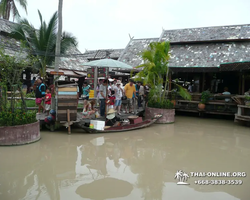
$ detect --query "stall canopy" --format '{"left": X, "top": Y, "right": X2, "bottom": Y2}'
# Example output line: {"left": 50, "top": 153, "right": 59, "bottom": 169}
{"left": 81, "top": 58, "right": 133, "bottom": 69}
{"left": 46, "top": 68, "right": 86, "bottom": 77}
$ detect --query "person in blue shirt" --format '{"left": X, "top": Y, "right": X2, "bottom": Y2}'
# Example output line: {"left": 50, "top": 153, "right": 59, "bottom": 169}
{"left": 82, "top": 82, "right": 90, "bottom": 100}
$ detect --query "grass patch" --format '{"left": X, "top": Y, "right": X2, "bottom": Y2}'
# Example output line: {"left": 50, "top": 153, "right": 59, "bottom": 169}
{"left": 7, "top": 100, "right": 37, "bottom": 107}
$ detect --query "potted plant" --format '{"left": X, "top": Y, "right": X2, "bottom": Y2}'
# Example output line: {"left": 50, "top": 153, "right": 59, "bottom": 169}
{"left": 198, "top": 90, "right": 211, "bottom": 110}
{"left": 0, "top": 48, "right": 40, "bottom": 146}
{"left": 244, "top": 95, "right": 250, "bottom": 106}
{"left": 134, "top": 41, "right": 191, "bottom": 123}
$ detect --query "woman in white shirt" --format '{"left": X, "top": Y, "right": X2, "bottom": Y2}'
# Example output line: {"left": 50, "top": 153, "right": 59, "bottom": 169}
{"left": 113, "top": 80, "right": 123, "bottom": 115}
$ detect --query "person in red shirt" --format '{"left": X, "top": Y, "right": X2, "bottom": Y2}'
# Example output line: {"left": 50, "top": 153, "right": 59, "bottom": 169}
{"left": 45, "top": 89, "right": 51, "bottom": 115}
{"left": 108, "top": 90, "right": 116, "bottom": 109}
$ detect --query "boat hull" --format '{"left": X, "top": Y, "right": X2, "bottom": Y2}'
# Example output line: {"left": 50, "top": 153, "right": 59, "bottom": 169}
{"left": 78, "top": 118, "right": 159, "bottom": 133}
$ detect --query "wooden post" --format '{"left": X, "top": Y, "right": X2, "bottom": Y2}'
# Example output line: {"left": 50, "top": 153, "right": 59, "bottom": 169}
{"left": 67, "top": 109, "right": 71, "bottom": 134}
{"left": 202, "top": 73, "right": 205, "bottom": 91}
{"left": 105, "top": 67, "right": 109, "bottom": 117}
{"left": 94, "top": 67, "right": 98, "bottom": 97}
{"left": 239, "top": 72, "right": 242, "bottom": 95}
{"left": 169, "top": 72, "right": 172, "bottom": 91}
{"left": 242, "top": 74, "right": 245, "bottom": 95}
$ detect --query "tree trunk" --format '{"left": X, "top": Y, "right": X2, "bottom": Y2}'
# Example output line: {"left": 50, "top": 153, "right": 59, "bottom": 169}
{"left": 55, "top": 0, "right": 63, "bottom": 72}
{"left": 162, "top": 68, "right": 169, "bottom": 102}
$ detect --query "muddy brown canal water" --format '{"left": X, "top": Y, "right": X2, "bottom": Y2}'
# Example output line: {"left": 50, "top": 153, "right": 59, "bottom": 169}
{"left": 0, "top": 116, "right": 250, "bottom": 200}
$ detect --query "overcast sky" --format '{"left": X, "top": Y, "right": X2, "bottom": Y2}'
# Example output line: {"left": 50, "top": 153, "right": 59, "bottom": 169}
{"left": 17, "top": 0, "right": 250, "bottom": 53}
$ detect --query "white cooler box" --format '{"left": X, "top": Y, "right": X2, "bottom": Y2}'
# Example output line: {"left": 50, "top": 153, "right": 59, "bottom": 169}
{"left": 90, "top": 120, "right": 105, "bottom": 130}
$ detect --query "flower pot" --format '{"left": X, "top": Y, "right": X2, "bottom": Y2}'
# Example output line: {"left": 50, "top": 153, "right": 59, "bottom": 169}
{"left": 0, "top": 121, "right": 40, "bottom": 146}
{"left": 171, "top": 100, "right": 176, "bottom": 106}
{"left": 145, "top": 107, "right": 175, "bottom": 124}
{"left": 198, "top": 103, "right": 205, "bottom": 110}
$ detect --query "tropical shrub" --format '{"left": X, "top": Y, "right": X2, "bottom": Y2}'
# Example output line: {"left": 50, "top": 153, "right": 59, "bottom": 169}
{"left": 0, "top": 47, "right": 36, "bottom": 126}
{"left": 200, "top": 90, "right": 211, "bottom": 104}
{"left": 0, "top": 110, "right": 36, "bottom": 127}
{"left": 134, "top": 41, "right": 191, "bottom": 108}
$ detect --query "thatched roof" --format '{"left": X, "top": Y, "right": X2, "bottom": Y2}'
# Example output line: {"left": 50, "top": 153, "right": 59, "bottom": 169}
{"left": 118, "top": 24, "right": 250, "bottom": 72}
{"left": 118, "top": 38, "right": 159, "bottom": 67}
{"left": 83, "top": 49, "right": 123, "bottom": 60}
{"left": 160, "top": 24, "right": 250, "bottom": 43}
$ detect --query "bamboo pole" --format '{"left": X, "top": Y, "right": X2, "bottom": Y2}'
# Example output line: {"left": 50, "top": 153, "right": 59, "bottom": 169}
{"left": 105, "top": 67, "right": 109, "bottom": 117}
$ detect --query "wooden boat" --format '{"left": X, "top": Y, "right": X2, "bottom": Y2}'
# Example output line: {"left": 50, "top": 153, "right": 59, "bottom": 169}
{"left": 78, "top": 115, "right": 162, "bottom": 133}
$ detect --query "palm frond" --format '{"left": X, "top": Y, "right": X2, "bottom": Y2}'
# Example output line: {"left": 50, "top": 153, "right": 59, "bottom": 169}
{"left": 16, "top": 0, "right": 27, "bottom": 13}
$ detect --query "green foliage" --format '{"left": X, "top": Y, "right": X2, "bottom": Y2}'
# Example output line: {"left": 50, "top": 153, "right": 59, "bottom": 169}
{"left": 134, "top": 41, "right": 191, "bottom": 109}
{"left": 10, "top": 10, "right": 78, "bottom": 79}
{"left": 0, "top": 47, "right": 36, "bottom": 126}
{"left": 244, "top": 95, "right": 250, "bottom": 101}
{"left": 200, "top": 90, "right": 211, "bottom": 104}
{"left": 0, "top": 0, "right": 27, "bottom": 20}
{"left": 0, "top": 110, "right": 36, "bottom": 127}
{"left": 148, "top": 99, "right": 174, "bottom": 109}
{"left": 25, "top": 92, "right": 35, "bottom": 98}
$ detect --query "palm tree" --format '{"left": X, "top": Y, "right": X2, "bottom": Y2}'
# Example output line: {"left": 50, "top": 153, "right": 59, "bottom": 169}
{"left": 0, "top": 0, "right": 27, "bottom": 21}
{"left": 55, "top": 0, "right": 63, "bottom": 72}
{"left": 10, "top": 10, "right": 78, "bottom": 78}
{"left": 174, "top": 170, "right": 183, "bottom": 181}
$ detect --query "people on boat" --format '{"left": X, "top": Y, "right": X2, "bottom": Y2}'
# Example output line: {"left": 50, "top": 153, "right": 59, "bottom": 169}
{"left": 106, "top": 108, "right": 121, "bottom": 127}
{"left": 82, "top": 100, "right": 97, "bottom": 118}
{"left": 124, "top": 79, "right": 137, "bottom": 114}
{"left": 114, "top": 80, "right": 123, "bottom": 115}
{"left": 82, "top": 82, "right": 90, "bottom": 100}
{"left": 35, "top": 77, "right": 46, "bottom": 114}
{"left": 99, "top": 79, "right": 108, "bottom": 117}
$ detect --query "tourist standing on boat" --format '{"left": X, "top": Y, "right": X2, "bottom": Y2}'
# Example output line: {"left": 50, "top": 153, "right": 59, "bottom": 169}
{"left": 99, "top": 79, "right": 108, "bottom": 117}
{"left": 114, "top": 80, "right": 123, "bottom": 115}
{"left": 35, "top": 77, "right": 46, "bottom": 114}
{"left": 82, "top": 82, "right": 90, "bottom": 100}
{"left": 124, "top": 79, "right": 136, "bottom": 114}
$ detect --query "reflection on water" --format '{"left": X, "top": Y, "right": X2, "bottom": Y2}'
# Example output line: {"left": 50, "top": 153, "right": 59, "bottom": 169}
{"left": 0, "top": 116, "right": 250, "bottom": 200}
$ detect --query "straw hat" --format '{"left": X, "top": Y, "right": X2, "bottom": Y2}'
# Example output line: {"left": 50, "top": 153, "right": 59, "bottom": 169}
{"left": 116, "top": 80, "right": 121, "bottom": 85}
{"left": 107, "top": 108, "right": 116, "bottom": 114}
